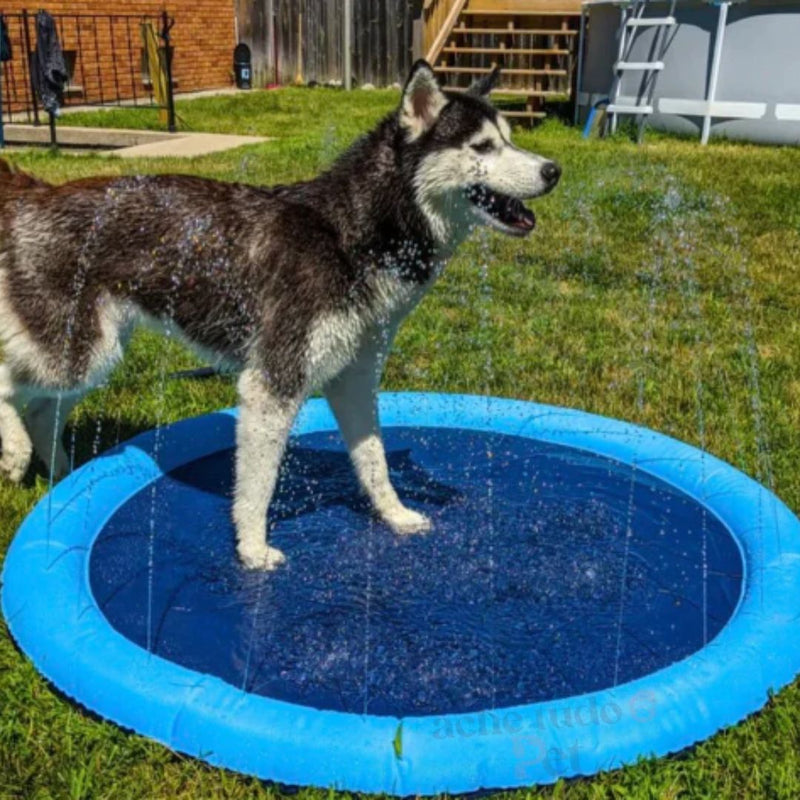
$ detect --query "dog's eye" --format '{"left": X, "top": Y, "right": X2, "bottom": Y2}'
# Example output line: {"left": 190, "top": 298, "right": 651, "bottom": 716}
{"left": 471, "top": 140, "right": 494, "bottom": 155}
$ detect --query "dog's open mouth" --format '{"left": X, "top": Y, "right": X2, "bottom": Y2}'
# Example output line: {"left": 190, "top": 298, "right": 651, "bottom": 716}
{"left": 466, "top": 184, "right": 536, "bottom": 237}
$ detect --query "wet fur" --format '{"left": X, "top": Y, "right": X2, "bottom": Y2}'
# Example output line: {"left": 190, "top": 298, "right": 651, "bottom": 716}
{"left": 0, "top": 62, "right": 558, "bottom": 569}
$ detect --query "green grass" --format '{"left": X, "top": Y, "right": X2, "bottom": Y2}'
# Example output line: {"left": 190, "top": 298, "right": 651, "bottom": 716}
{"left": 3, "top": 88, "right": 800, "bottom": 799}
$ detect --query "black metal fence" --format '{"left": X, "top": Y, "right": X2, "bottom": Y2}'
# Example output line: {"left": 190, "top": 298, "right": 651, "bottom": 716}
{"left": 0, "top": 10, "right": 176, "bottom": 130}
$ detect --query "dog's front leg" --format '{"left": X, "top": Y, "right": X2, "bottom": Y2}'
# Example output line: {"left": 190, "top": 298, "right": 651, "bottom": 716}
{"left": 233, "top": 367, "right": 302, "bottom": 570}
{"left": 0, "top": 364, "right": 32, "bottom": 483}
{"left": 325, "top": 334, "right": 431, "bottom": 535}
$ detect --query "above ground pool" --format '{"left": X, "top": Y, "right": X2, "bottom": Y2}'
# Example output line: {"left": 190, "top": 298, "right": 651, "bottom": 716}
{"left": 579, "top": 0, "right": 800, "bottom": 145}
{"left": 3, "top": 393, "right": 800, "bottom": 794}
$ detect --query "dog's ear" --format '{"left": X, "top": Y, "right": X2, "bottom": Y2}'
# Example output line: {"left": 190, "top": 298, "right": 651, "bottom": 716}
{"left": 468, "top": 65, "right": 501, "bottom": 98}
{"left": 400, "top": 60, "right": 447, "bottom": 140}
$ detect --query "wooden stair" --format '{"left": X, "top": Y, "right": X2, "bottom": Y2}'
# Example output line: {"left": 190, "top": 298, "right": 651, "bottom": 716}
{"left": 422, "top": 0, "right": 581, "bottom": 122}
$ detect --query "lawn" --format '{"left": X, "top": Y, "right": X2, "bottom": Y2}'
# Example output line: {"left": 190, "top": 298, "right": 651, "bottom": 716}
{"left": 2, "top": 88, "right": 800, "bottom": 799}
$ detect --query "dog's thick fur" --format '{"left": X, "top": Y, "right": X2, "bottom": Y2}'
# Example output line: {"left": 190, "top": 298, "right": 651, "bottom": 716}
{"left": 0, "top": 62, "right": 559, "bottom": 569}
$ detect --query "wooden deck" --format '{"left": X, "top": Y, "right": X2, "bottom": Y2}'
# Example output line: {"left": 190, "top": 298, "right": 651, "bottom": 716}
{"left": 423, "top": 0, "right": 582, "bottom": 121}
{"left": 466, "top": 0, "right": 583, "bottom": 12}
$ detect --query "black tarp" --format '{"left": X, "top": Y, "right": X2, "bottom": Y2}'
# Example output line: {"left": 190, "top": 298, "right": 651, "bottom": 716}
{"left": 0, "top": 16, "right": 9, "bottom": 148}
{"left": 32, "top": 10, "right": 67, "bottom": 115}
{"left": 0, "top": 16, "right": 12, "bottom": 63}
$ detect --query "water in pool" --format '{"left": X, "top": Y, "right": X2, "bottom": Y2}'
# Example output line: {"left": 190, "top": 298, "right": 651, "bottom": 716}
{"left": 89, "top": 425, "right": 743, "bottom": 716}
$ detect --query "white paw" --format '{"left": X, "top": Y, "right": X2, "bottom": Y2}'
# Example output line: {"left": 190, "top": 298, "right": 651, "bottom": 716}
{"left": 237, "top": 542, "right": 287, "bottom": 571}
{"left": 0, "top": 450, "right": 31, "bottom": 484}
{"left": 385, "top": 506, "right": 432, "bottom": 535}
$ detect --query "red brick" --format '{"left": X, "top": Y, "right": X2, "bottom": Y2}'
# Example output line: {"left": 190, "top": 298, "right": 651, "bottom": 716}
{"left": 1, "top": 1, "right": 235, "bottom": 113}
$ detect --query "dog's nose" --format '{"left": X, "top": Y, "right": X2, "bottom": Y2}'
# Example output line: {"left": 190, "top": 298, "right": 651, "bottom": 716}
{"left": 541, "top": 161, "right": 561, "bottom": 186}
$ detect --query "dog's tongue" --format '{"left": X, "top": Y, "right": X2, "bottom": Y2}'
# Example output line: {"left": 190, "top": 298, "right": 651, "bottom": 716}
{"left": 467, "top": 185, "right": 536, "bottom": 233}
{"left": 499, "top": 194, "right": 536, "bottom": 232}
{"left": 509, "top": 198, "right": 536, "bottom": 231}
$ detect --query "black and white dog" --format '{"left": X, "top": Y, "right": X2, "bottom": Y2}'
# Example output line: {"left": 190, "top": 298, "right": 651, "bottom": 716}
{"left": 0, "top": 61, "right": 560, "bottom": 569}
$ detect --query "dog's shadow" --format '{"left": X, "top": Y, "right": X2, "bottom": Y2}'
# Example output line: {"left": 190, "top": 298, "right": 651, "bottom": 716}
{"left": 169, "top": 440, "right": 461, "bottom": 522}
{"left": 67, "top": 411, "right": 460, "bottom": 523}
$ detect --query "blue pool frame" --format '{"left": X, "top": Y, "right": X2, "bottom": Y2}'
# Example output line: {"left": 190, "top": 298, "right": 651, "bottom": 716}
{"left": 3, "top": 393, "right": 800, "bottom": 795}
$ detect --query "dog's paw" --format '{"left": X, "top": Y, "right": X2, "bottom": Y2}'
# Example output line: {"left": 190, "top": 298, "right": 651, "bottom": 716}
{"left": 238, "top": 543, "right": 287, "bottom": 571}
{"left": 0, "top": 450, "right": 32, "bottom": 484}
{"left": 386, "top": 506, "right": 432, "bottom": 535}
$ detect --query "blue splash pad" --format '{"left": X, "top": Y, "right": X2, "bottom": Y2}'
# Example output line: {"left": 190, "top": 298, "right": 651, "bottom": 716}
{"left": 4, "top": 393, "right": 800, "bottom": 795}
{"left": 90, "top": 428, "right": 741, "bottom": 717}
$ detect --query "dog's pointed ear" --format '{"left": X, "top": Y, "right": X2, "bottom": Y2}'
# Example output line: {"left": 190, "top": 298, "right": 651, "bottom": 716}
{"left": 468, "top": 65, "right": 502, "bottom": 97}
{"left": 400, "top": 60, "right": 447, "bottom": 140}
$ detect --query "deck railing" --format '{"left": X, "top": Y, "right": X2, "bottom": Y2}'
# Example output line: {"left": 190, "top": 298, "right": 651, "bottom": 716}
{"left": 422, "top": 0, "right": 468, "bottom": 64}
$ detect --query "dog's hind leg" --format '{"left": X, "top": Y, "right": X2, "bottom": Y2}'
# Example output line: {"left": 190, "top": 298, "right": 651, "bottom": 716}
{"left": 233, "top": 368, "right": 302, "bottom": 570}
{"left": 324, "top": 329, "right": 431, "bottom": 535}
{"left": 0, "top": 364, "right": 33, "bottom": 483}
{"left": 25, "top": 394, "right": 81, "bottom": 480}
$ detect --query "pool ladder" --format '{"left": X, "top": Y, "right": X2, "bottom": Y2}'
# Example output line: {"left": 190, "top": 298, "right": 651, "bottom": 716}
{"left": 605, "top": 0, "right": 678, "bottom": 142}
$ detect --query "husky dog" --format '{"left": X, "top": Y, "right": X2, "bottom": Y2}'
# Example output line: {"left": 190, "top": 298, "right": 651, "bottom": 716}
{"left": 0, "top": 61, "right": 560, "bottom": 569}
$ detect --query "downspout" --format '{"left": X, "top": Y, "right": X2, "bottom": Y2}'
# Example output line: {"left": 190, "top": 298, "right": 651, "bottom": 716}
{"left": 574, "top": 2, "right": 588, "bottom": 127}
{"left": 343, "top": 0, "right": 352, "bottom": 90}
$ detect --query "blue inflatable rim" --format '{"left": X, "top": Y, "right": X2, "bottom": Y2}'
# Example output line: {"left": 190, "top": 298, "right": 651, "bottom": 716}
{"left": 3, "top": 392, "right": 800, "bottom": 796}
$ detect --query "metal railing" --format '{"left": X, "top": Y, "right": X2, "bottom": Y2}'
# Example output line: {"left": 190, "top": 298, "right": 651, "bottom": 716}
{"left": 0, "top": 10, "right": 176, "bottom": 132}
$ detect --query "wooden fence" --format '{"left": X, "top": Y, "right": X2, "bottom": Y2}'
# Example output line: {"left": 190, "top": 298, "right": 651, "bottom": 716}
{"left": 234, "top": 0, "right": 419, "bottom": 88}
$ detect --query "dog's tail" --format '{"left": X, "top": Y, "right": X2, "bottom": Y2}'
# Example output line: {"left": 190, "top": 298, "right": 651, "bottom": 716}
{"left": 0, "top": 158, "right": 50, "bottom": 189}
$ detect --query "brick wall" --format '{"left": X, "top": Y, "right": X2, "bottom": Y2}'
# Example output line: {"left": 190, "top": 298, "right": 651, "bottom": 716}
{"left": 0, "top": 1, "right": 236, "bottom": 115}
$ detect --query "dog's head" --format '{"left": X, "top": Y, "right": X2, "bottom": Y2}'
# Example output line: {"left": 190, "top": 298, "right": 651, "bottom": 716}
{"left": 399, "top": 60, "right": 560, "bottom": 239}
